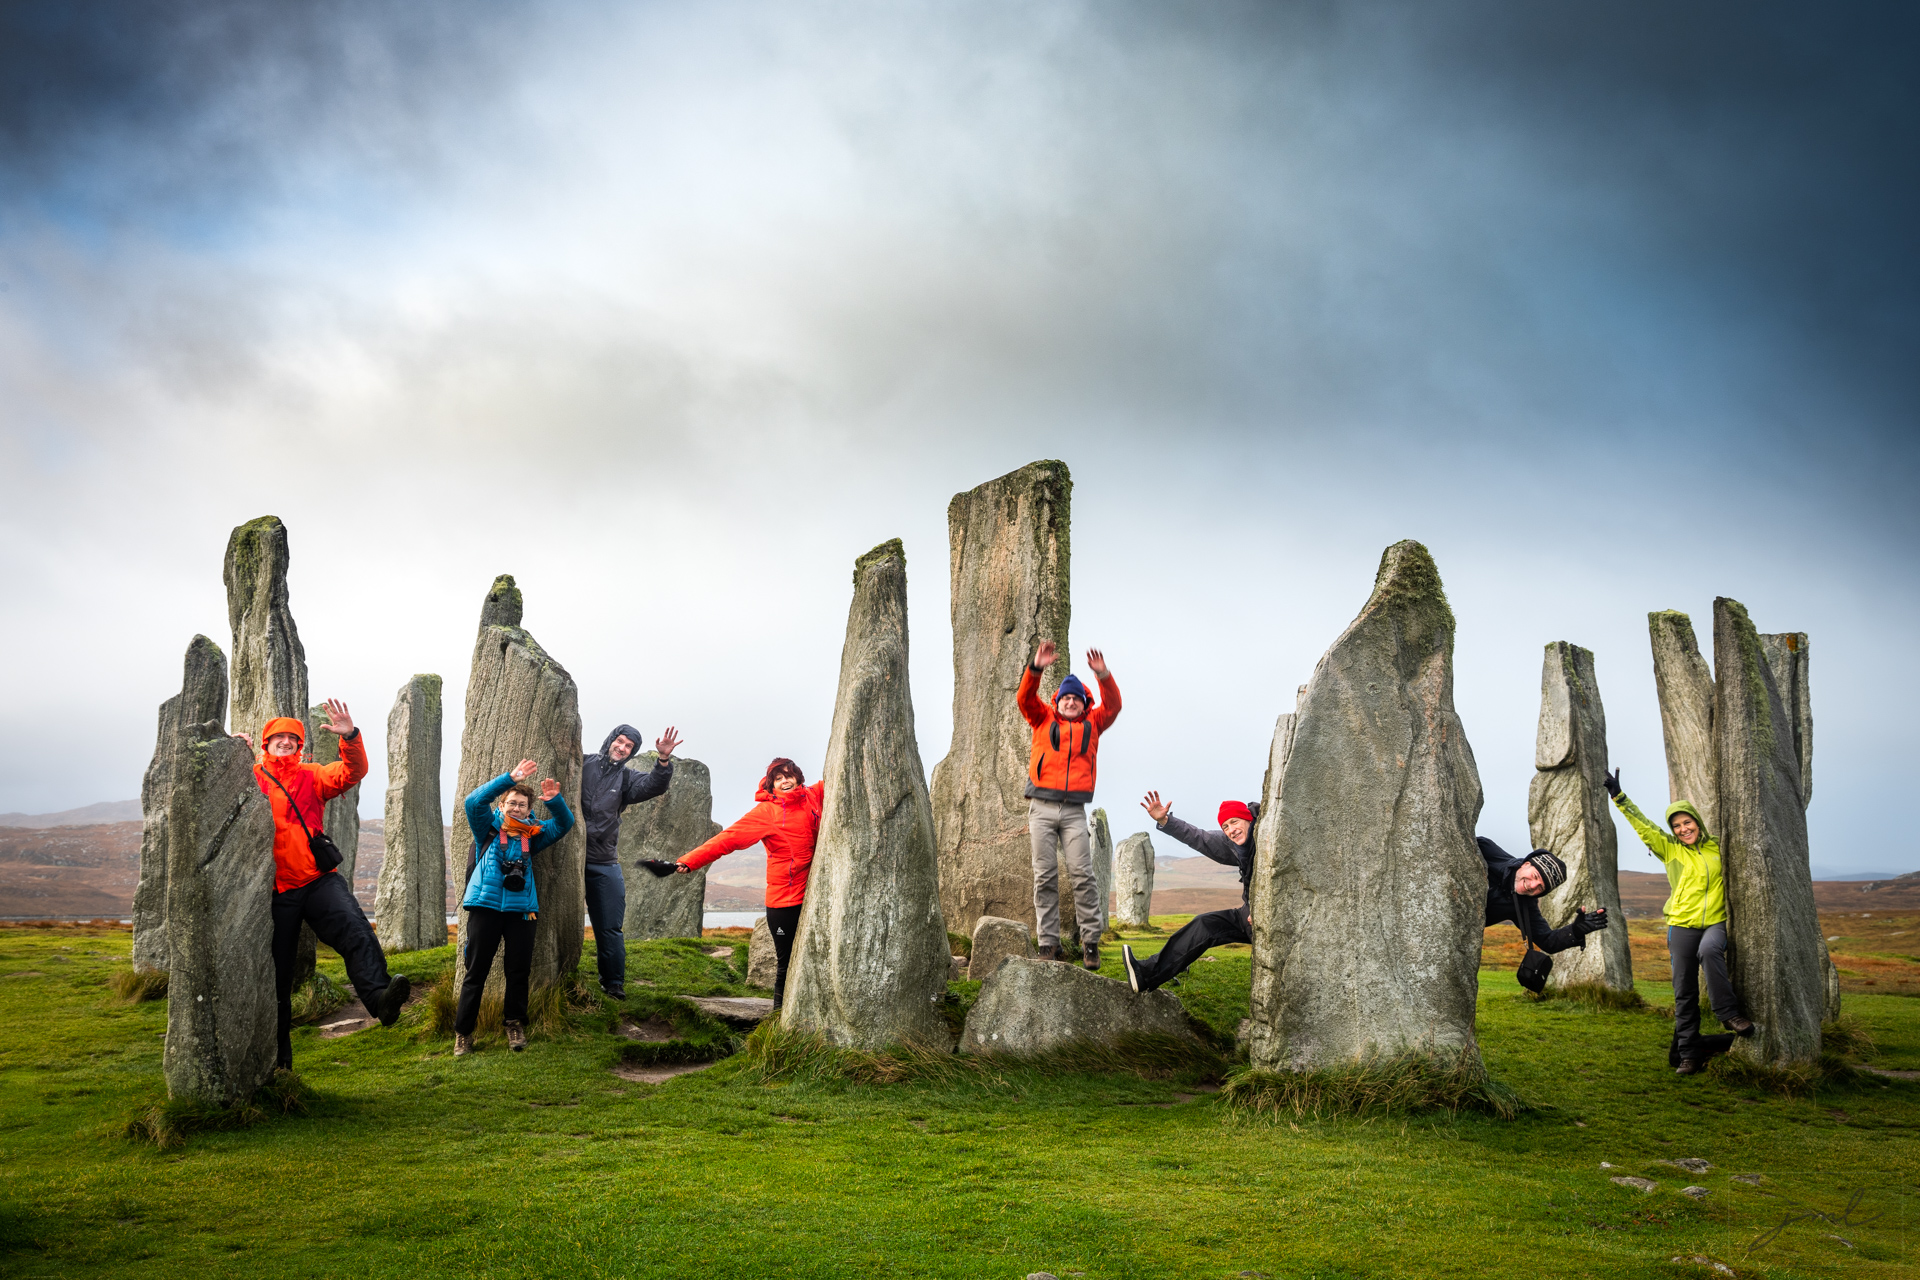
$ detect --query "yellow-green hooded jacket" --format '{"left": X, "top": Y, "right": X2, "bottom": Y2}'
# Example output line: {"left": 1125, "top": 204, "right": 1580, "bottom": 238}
{"left": 1613, "top": 792, "right": 1724, "bottom": 928}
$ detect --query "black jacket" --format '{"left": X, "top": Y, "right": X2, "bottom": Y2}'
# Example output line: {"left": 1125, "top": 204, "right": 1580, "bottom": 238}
{"left": 1156, "top": 803, "right": 1258, "bottom": 909}
{"left": 580, "top": 723, "right": 672, "bottom": 865}
{"left": 1478, "top": 837, "right": 1583, "bottom": 954}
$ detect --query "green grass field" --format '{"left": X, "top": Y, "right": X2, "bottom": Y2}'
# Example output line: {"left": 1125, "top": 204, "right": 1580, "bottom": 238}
{"left": 1, "top": 921, "right": 1914, "bottom": 1279}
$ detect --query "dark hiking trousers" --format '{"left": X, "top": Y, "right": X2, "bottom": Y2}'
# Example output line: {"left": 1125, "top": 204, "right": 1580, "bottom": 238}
{"left": 584, "top": 861, "right": 627, "bottom": 993}
{"left": 1135, "top": 907, "right": 1251, "bottom": 991}
{"left": 1669, "top": 922, "right": 1744, "bottom": 1058}
{"left": 272, "top": 871, "right": 392, "bottom": 1068}
{"left": 765, "top": 903, "right": 802, "bottom": 1005}
{"left": 455, "top": 907, "right": 537, "bottom": 1036}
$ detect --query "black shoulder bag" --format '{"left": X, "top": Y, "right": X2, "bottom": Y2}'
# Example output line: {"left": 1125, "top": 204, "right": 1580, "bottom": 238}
{"left": 259, "top": 767, "right": 344, "bottom": 873}
{"left": 1515, "top": 911, "right": 1552, "bottom": 994}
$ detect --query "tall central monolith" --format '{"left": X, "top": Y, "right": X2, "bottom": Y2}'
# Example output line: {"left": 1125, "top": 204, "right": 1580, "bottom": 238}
{"left": 1247, "top": 541, "right": 1485, "bottom": 1072}
{"left": 1715, "top": 598, "right": 1824, "bottom": 1068}
{"left": 450, "top": 576, "right": 586, "bottom": 1000}
{"left": 1648, "top": 611, "right": 1718, "bottom": 835}
{"left": 785, "top": 540, "right": 952, "bottom": 1050}
{"left": 930, "top": 461, "right": 1071, "bottom": 940}
{"left": 620, "top": 753, "right": 719, "bottom": 940}
{"left": 224, "top": 516, "right": 310, "bottom": 751}
{"left": 1527, "top": 642, "right": 1632, "bottom": 992}
{"left": 376, "top": 674, "right": 446, "bottom": 952}
{"left": 133, "top": 636, "right": 229, "bottom": 973}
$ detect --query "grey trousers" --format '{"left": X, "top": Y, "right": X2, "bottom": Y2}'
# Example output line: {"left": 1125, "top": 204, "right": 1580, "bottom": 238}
{"left": 1669, "top": 922, "right": 1744, "bottom": 1055}
{"left": 1030, "top": 797, "right": 1101, "bottom": 949}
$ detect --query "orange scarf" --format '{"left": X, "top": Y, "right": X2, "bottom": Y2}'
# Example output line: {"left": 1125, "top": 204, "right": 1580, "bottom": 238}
{"left": 500, "top": 814, "right": 543, "bottom": 848}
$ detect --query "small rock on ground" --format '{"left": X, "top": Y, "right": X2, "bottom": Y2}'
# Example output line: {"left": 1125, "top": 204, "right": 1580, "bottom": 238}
{"left": 1610, "top": 1176, "right": 1658, "bottom": 1193}
{"left": 611, "top": 1060, "right": 714, "bottom": 1085}
{"left": 1661, "top": 1158, "right": 1713, "bottom": 1173}
{"left": 1672, "top": 1258, "right": 1734, "bottom": 1276}
{"left": 617, "top": 1016, "right": 676, "bottom": 1043}
{"left": 1732, "top": 1174, "right": 1764, "bottom": 1186}
{"left": 684, "top": 995, "right": 776, "bottom": 1027}
{"left": 1682, "top": 1186, "right": 1710, "bottom": 1199}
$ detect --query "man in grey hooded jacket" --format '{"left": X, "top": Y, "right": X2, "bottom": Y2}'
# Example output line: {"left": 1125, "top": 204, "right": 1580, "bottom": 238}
{"left": 581, "top": 722, "right": 680, "bottom": 998}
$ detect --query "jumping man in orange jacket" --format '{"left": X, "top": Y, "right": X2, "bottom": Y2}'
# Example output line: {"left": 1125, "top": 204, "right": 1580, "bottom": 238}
{"left": 1018, "top": 640, "right": 1120, "bottom": 968}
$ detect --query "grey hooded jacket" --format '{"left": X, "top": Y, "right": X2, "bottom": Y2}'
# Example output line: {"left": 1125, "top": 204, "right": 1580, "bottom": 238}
{"left": 580, "top": 723, "right": 673, "bottom": 865}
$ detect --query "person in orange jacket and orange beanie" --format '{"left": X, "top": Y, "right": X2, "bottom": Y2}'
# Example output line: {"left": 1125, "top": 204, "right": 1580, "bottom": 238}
{"left": 672, "top": 758, "right": 823, "bottom": 1009}
{"left": 237, "top": 699, "right": 408, "bottom": 1070}
{"left": 1017, "top": 640, "right": 1121, "bottom": 968}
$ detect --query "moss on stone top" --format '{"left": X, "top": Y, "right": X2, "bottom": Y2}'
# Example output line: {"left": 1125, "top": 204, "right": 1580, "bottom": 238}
{"left": 855, "top": 538, "right": 906, "bottom": 582}
{"left": 1365, "top": 540, "right": 1454, "bottom": 630}
{"left": 481, "top": 574, "right": 524, "bottom": 629}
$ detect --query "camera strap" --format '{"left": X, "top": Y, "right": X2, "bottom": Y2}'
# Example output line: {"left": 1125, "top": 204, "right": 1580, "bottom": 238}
{"left": 257, "top": 764, "right": 343, "bottom": 874}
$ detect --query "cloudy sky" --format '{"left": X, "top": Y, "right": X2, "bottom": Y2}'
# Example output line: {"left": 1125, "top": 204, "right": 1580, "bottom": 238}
{"left": 2, "top": 1, "right": 1914, "bottom": 878}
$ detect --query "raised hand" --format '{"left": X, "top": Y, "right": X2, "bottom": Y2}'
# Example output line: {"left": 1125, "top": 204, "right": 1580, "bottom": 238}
{"left": 1086, "top": 648, "right": 1108, "bottom": 677}
{"left": 1141, "top": 790, "right": 1170, "bottom": 824}
{"left": 656, "top": 726, "right": 682, "bottom": 760}
{"left": 511, "top": 759, "right": 539, "bottom": 782}
{"left": 1033, "top": 640, "right": 1058, "bottom": 669}
{"left": 539, "top": 778, "right": 560, "bottom": 802}
{"left": 1603, "top": 768, "right": 1621, "bottom": 799}
{"left": 231, "top": 732, "right": 254, "bottom": 749}
{"left": 318, "top": 698, "right": 354, "bottom": 737}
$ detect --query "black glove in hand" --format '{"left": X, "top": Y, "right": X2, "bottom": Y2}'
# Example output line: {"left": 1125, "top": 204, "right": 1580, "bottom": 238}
{"left": 639, "top": 859, "right": 680, "bottom": 878}
{"left": 1602, "top": 768, "right": 1621, "bottom": 799}
{"left": 1575, "top": 907, "right": 1609, "bottom": 934}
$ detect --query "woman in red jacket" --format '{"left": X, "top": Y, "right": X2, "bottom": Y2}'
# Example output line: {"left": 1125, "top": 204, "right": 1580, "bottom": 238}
{"left": 676, "top": 758, "right": 823, "bottom": 1008}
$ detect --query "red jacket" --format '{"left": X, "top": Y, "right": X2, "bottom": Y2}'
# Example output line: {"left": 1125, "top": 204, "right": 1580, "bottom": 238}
{"left": 680, "top": 781, "right": 825, "bottom": 909}
{"left": 1017, "top": 666, "right": 1121, "bottom": 804}
{"left": 252, "top": 717, "right": 368, "bottom": 893}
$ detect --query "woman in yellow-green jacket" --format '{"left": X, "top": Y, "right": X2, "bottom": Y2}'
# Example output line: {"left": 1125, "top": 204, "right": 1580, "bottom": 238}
{"left": 1606, "top": 769, "right": 1753, "bottom": 1074}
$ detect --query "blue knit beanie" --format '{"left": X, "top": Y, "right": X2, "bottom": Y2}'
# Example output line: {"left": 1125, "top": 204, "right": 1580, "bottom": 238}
{"left": 1054, "top": 674, "right": 1090, "bottom": 706}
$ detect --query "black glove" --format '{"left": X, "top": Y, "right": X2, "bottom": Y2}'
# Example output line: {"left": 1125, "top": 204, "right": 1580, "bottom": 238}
{"left": 639, "top": 859, "right": 680, "bottom": 878}
{"left": 1602, "top": 768, "right": 1621, "bottom": 799}
{"left": 1574, "top": 907, "right": 1609, "bottom": 934}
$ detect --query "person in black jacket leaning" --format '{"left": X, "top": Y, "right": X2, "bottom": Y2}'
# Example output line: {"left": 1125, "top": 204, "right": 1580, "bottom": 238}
{"left": 1478, "top": 836, "right": 1610, "bottom": 973}
{"left": 581, "top": 722, "right": 681, "bottom": 999}
{"left": 1120, "top": 790, "right": 1257, "bottom": 992}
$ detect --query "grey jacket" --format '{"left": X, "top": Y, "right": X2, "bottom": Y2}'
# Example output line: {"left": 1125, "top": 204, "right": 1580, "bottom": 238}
{"left": 580, "top": 723, "right": 672, "bottom": 865}
{"left": 1156, "top": 803, "right": 1258, "bottom": 909}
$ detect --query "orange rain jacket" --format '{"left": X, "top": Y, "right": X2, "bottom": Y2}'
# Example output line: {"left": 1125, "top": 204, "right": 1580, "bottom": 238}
{"left": 1017, "top": 665, "right": 1121, "bottom": 804}
{"left": 252, "top": 716, "right": 369, "bottom": 893}
{"left": 679, "top": 780, "right": 826, "bottom": 909}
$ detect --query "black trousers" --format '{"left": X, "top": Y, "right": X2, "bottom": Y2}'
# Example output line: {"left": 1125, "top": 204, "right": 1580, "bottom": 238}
{"left": 272, "top": 871, "right": 391, "bottom": 1068}
{"left": 1669, "top": 922, "right": 1744, "bottom": 1057}
{"left": 1135, "top": 906, "right": 1251, "bottom": 991}
{"left": 765, "top": 903, "right": 802, "bottom": 1003}
{"left": 456, "top": 907, "right": 537, "bottom": 1035}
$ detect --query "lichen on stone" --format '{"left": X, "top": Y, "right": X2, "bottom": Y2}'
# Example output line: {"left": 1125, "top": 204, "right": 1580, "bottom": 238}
{"left": 854, "top": 538, "right": 906, "bottom": 582}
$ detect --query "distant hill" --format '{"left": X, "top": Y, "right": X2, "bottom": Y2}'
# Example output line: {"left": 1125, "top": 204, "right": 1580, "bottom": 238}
{"left": 0, "top": 800, "right": 142, "bottom": 828}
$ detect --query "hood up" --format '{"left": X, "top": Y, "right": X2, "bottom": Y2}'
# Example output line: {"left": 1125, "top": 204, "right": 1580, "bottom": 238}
{"left": 1664, "top": 800, "right": 1712, "bottom": 845}
{"left": 598, "top": 723, "right": 646, "bottom": 760}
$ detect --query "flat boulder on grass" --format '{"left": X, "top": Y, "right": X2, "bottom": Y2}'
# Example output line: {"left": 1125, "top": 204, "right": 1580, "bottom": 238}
{"left": 968, "top": 915, "right": 1032, "bottom": 981}
{"left": 960, "top": 958, "right": 1200, "bottom": 1057}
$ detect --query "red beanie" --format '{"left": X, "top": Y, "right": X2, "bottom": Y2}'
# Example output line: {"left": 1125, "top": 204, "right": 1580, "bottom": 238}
{"left": 1218, "top": 800, "right": 1254, "bottom": 826}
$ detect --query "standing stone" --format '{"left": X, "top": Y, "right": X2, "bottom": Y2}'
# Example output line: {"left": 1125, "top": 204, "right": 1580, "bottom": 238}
{"left": 1758, "top": 630, "right": 1836, "bottom": 1021}
{"left": 784, "top": 540, "right": 952, "bottom": 1050}
{"left": 1527, "top": 642, "right": 1633, "bottom": 992}
{"left": 1113, "top": 833, "right": 1156, "bottom": 928}
{"left": 376, "top": 675, "right": 446, "bottom": 953}
{"left": 134, "top": 636, "right": 229, "bottom": 973}
{"left": 961, "top": 958, "right": 1201, "bottom": 1057}
{"left": 163, "top": 728, "right": 277, "bottom": 1105}
{"left": 930, "top": 461, "right": 1072, "bottom": 941}
{"left": 308, "top": 703, "right": 361, "bottom": 888}
{"left": 450, "top": 575, "right": 587, "bottom": 1002}
{"left": 1091, "top": 808, "right": 1113, "bottom": 934}
{"left": 1649, "top": 610, "right": 1718, "bottom": 836}
{"left": 224, "top": 516, "right": 310, "bottom": 751}
{"left": 747, "top": 918, "right": 777, "bottom": 989}
{"left": 1714, "top": 598, "right": 1824, "bottom": 1068}
{"left": 620, "top": 753, "right": 719, "bottom": 940}
{"left": 1247, "top": 540, "right": 1485, "bottom": 1073}
{"left": 968, "top": 915, "right": 1033, "bottom": 981}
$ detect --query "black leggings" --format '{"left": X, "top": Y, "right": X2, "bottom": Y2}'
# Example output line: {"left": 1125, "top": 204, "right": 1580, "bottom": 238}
{"left": 456, "top": 907, "right": 536, "bottom": 1035}
{"left": 765, "top": 904, "right": 802, "bottom": 1003}
{"left": 1133, "top": 906, "right": 1251, "bottom": 991}
{"left": 272, "top": 871, "right": 391, "bottom": 1069}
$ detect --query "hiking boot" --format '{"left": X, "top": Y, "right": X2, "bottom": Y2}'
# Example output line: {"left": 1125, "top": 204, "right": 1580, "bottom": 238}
{"left": 1675, "top": 1059, "right": 1700, "bottom": 1076}
{"left": 1036, "top": 943, "right": 1059, "bottom": 962}
{"left": 602, "top": 986, "right": 627, "bottom": 1001}
{"left": 1121, "top": 944, "right": 1143, "bottom": 993}
{"left": 376, "top": 975, "right": 412, "bottom": 1028}
{"left": 1081, "top": 942, "right": 1100, "bottom": 971}
{"left": 505, "top": 1020, "right": 527, "bottom": 1052}
{"left": 453, "top": 1033, "right": 473, "bottom": 1058}
{"left": 1726, "top": 1017, "right": 1755, "bottom": 1037}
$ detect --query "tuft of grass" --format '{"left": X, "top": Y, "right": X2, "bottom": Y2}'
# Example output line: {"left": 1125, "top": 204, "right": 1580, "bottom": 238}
{"left": 611, "top": 991, "right": 743, "bottom": 1067}
{"left": 741, "top": 1021, "right": 994, "bottom": 1088}
{"left": 1707, "top": 1050, "right": 1861, "bottom": 1097}
{"left": 946, "top": 931, "right": 971, "bottom": 958}
{"left": 123, "top": 1070, "right": 314, "bottom": 1150}
{"left": 288, "top": 971, "right": 348, "bottom": 1026}
{"left": 1823, "top": 1015, "right": 1878, "bottom": 1060}
{"left": 417, "top": 970, "right": 457, "bottom": 1039}
{"left": 1009, "top": 1031, "right": 1226, "bottom": 1083}
{"left": 1221, "top": 1050, "right": 1524, "bottom": 1121}
{"left": 108, "top": 967, "right": 169, "bottom": 1003}
{"left": 1532, "top": 981, "right": 1647, "bottom": 1012}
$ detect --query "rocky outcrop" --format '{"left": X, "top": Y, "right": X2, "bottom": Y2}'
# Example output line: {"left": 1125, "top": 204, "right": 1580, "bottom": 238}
{"left": 960, "top": 957, "right": 1200, "bottom": 1056}
{"left": 1527, "top": 643, "right": 1633, "bottom": 992}
{"left": 930, "top": 461, "right": 1072, "bottom": 940}
{"left": 1649, "top": 611, "right": 1718, "bottom": 835}
{"left": 968, "top": 915, "right": 1032, "bottom": 981}
{"left": 376, "top": 675, "right": 446, "bottom": 953}
{"left": 1714, "top": 598, "right": 1824, "bottom": 1068}
{"left": 163, "top": 730, "right": 277, "bottom": 1105}
{"left": 450, "top": 576, "right": 586, "bottom": 1000}
{"left": 620, "top": 753, "right": 718, "bottom": 940}
{"left": 1759, "top": 633, "right": 1812, "bottom": 808}
{"left": 223, "top": 516, "right": 309, "bottom": 750}
{"left": 747, "top": 918, "right": 777, "bottom": 989}
{"left": 133, "top": 636, "right": 229, "bottom": 973}
{"left": 1247, "top": 541, "right": 1485, "bottom": 1073}
{"left": 784, "top": 541, "right": 952, "bottom": 1050}
{"left": 1113, "top": 833, "right": 1155, "bottom": 928}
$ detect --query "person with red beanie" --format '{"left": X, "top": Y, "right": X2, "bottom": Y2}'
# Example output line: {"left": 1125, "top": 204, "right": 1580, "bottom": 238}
{"left": 1120, "top": 791, "right": 1257, "bottom": 993}
{"left": 672, "top": 758, "right": 823, "bottom": 1009}
{"left": 236, "top": 700, "right": 408, "bottom": 1070}
{"left": 1017, "top": 640, "right": 1121, "bottom": 968}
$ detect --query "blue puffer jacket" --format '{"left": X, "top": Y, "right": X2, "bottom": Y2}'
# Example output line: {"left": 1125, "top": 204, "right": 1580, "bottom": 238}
{"left": 462, "top": 773, "right": 575, "bottom": 916}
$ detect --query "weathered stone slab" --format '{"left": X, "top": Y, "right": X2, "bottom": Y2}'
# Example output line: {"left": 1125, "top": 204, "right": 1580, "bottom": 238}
{"left": 784, "top": 540, "right": 953, "bottom": 1050}
{"left": 224, "top": 516, "right": 309, "bottom": 750}
{"left": 959, "top": 957, "right": 1200, "bottom": 1056}
{"left": 1649, "top": 610, "right": 1718, "bottom": 835}
{"left": 685, "top": 995, "right": 776, "bottom": 1028}
{"left": 1714, "top": 598, "right": 1824, "bottom": 1068}
{"left": 1527, "top": 642, "right": 1633, "bottom": 992}
{"left": 376, "top": 675, "right": 446, "bottom": 953}
{"left": 450, "top": 575, "right": 586, "bottom": 1002}
{"left": 930, "top": 461, "right": 1072, "bottom": 940}
{"left": 163, "top": 729, "right": 277, "bottom": 1105}
{"left": 968, "top": 915, "right": 1032, "bottom": 981}
{"left": 134, "top": 636, "right": 228, "bottom": 973}
{"left": 747, "top": 917, "right": 777, "bottom": 989}
{"left": 1758, "top": 632, "right": 1812, "bottom": 808}
{"left": 620, "top": 753, "right": 717, "bottom": 940}
{"left": 1113, "top": 833, "right": 1155, "bottom": 928}
{"left": 1248, "top": 540, "right": 1485, "bottom": 1072}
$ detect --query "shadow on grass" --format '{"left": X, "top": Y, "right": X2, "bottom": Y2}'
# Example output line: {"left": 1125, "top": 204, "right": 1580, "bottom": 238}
{"left": 123, "top": 1070, "right": 315, "bottom": 1150}
{"left": 1220, "top": 1050, "right": 1524, "bottom": 1122}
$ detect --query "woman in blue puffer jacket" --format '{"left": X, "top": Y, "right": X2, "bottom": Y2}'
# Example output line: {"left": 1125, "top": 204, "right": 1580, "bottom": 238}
{"left": 455, "top": 758, "right": 574, "bottom": 1057}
